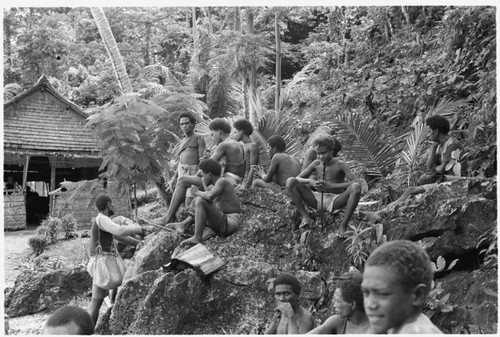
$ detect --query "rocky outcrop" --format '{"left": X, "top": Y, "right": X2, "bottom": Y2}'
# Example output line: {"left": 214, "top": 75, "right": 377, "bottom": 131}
{"left": 97, "top": 179, "right": 496, "bottom": 334}
{"left": 5, "top": 178, "right": 496, "bottom": 333}
{"left": 4, "top": 267, "right": 91, "bottom": 318}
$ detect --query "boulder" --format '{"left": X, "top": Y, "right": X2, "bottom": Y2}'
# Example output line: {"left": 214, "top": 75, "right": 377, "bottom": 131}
{"left": 4, "top": 267, "right": 91, "bottom": 318}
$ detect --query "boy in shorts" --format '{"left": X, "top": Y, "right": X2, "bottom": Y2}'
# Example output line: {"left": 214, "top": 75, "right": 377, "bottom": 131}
{"left": 361, "top": 240, "right": 443, "bottom": 334}
{"left": 286, "top": 135, "right": 361, "bottom": 237}
{"left": 172, "top": 158, "right": 243, "bottom": 244}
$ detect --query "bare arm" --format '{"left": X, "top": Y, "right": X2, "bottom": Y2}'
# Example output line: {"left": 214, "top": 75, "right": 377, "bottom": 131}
{"left": 244, "top": 143, "right": 260, "bottom": 188}
{"left": 307, "top": 315, "right": 341, "bottom": 334}
{"left": 197, "top": 136, "right": 206, "bottom": 162}
{"left": 296, "top": 160, "right": 319, "bottom": 185}
{"left": 210, "top": 143, "right": 227, "bottom": 162}
{"left": 263, "top": 156, "right": 280, "bottom": 183}
{"left": 264, "top": 311, "right": 280, "bottom": 334}
{"left": 195, "top": 178, "right": 226, "bottom": 201}
{"left": 426, "top": 142, "right": 439, "bottom": 172}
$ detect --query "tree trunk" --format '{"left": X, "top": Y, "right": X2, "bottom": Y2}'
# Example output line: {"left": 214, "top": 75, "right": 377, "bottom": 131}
{"left": 234, "top": 7, "right": 241, "bottom": 32}
{"left": 206, "top": 7, "right": 213, "bottom": 33}
{"left": 275, "top": 12, "right": 282, "bottom": 113}
{"left": 90, "top": 7, "right": 133, "bottom": 93}
{"left": 192, "top": 7, "right": 198, "bottom": 65}
{"left": 246, "top": 8, "right": 257, "bottom": 124}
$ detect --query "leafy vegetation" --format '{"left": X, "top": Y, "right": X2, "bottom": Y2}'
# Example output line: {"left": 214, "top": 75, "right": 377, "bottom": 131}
{"left": 60, "top": 214, "right": 78, "bottom": 239}
{"left": 28, "top": 235, "right": 49, "bottom": 256}
{"left": 3, "top": 6, "right": 496, "bottom": 197}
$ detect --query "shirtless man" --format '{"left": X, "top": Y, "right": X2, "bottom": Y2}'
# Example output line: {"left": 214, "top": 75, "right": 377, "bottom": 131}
{"left": 360, "top": 115, "right": 465, "bottom": 222}
{"left": 252, "top": 135, "right": 301, "bottom": 197}
{"left": 265, "top": 274, "right": 316, "bottom": 334}
{"left": 154, "top": 118, "right": 245, "bottom": 225}
{"left": 176, "top": 158, "right": 243, "bottom": 244}
{"left": 175, "top": 112, "right": 206, "bottom": 206}
{"left": 233, "top": 119, "right": 259, "bottom": 189}
{"left": 286, "top": 135, "right": 361, "bottom": 237}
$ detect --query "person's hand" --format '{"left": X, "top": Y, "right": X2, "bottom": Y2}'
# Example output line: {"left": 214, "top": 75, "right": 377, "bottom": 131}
{"left": 142, "top": 225, "right": 155, "bottom": 234}
{"left": 276, "top": 302, "right": 294, "bottom": 319}
{"left": 190, "top": 186, "right": 199, "bottom": 195}
{"left": 314, "top": 179, "right": 326, "bottom": 192}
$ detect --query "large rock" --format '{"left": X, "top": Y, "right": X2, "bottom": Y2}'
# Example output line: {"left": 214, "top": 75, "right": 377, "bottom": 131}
{"left": 4, "top": 267, "right": 91, "bottom": 318}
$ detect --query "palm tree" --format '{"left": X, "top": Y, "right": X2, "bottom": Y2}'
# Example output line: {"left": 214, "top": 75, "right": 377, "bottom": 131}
{"left": 90, "top": 7, "right": 133, "bottom": 94}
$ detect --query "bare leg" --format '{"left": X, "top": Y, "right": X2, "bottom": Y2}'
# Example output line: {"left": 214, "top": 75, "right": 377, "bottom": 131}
{"left": 184, "top": 197, "right": 226, "bottom": 244}
{"left": 359, "top": 186, "right": 425, "bottom": 222}
{"left": 167, "top": 216, "right": 194, "bottom": 234}
{"left": 155, "top": 176, "right": 202, "bottom": 225}
{"left": 109, "top": 288, "right": 117, "bottom": 304}
{"left": 89, "top": 298, "right": 103, "bottom": 328}
{"left": 286, "top": 177, "right": 317, "bottom": 228}
{"left": 332, "top": 182, "right": 361, "bottom": 235}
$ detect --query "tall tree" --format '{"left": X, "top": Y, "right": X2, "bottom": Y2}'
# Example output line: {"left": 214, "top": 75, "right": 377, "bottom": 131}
{"left": 90, "top": 7, "right": 133, "bottom": 93}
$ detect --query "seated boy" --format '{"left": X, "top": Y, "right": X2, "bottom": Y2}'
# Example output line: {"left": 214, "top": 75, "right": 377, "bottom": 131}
{"left": 361, "top": 240, "right": 443, "bottom": 334}
{"left": 169, "top": 158, "right": 243, "bottom": 245}
{"left": 361, "top": 115, "right": 465, "bottom": 222}
{"left": 252, "top": 135, "right": 301, "bottom": 197}
{"left": 286, "top": 135, "right": 361, "bottom": 237}
{"left": 265, "top": 274, "right": 316, "bottom": 334}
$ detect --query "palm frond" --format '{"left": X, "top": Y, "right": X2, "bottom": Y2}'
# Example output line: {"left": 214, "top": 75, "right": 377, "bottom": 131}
{"left": 279, "top": 62, "right": 314, "bottom": 112}
{"left": 258, "top": 112, "right": 303, "bottom": 160}
{"left": 401, "top": 117, "right": 427, "bottom": 186}
{"left": 331, "top": 110, "right": 401, "bottom": 177}
{"left": 4, "top": 83, "right": 24, "bottom": 102}
{"left": 427, "top": 98, "right": 469, "bottom": 129}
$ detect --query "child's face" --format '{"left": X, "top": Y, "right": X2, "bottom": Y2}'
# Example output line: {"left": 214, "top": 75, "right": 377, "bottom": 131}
{"left": 361, "top": 265, "right": 416, "bottom": 333}
{"left": 314, "top": 146, "right": 333, "bottom": 163}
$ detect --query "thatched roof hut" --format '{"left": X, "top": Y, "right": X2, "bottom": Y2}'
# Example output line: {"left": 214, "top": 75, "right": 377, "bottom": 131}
{"left": 3, "top": 75, "right": 112, "bottom": 229}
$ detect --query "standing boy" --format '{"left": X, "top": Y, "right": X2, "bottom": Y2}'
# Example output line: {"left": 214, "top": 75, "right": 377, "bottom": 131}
{"left": 233, "top": 119, "right": 260, "bottom": 189}
{"left": 265, "top": 274, "right": 316, "bottom": 334}
{"left": 252, "top": 135, "right": 301, "bottom": 197}
{"left": 286, "top": 135, "right": 361, "bottom": 237}
{"left": 361, "top": 240, "right": 443, "bottom": 334}
{"left": 175, "top": 112, "right": 206, "bottom": 206}
{"left": 174, "top": 158, "right": 243, "bottom": 244}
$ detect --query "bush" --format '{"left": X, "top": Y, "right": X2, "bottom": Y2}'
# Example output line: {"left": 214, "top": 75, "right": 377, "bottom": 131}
{"left": 38, "top": 217, "right": 62, "bottom": 244}
{"left": 60, "top": 214, "right": 78, "bottom": 239}
{"left": 29, "top": 235, "right": 48, "bottom": 256}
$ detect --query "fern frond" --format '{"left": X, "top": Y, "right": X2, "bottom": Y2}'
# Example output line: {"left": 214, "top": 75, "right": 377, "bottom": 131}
{"left": 4, "top": 83, "right": 24, "bottom": 102}
{"left": 331, "top": 110, "right": 400, "bottom": 177}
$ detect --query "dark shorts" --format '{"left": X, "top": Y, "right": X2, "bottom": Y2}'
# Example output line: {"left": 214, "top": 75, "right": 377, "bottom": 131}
{"left": 213, "top": 213, "right": 243, "bottom": 236}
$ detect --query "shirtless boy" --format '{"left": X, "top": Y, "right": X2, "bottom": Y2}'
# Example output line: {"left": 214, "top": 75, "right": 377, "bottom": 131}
{"left": 176, "top": 158, "right": 243, "bottom": 244}
{"left": 286, "top": 135, "right": 361, "bottom": 237}
{"left": 362, "top": 240, "right": 443, "bottom": 334}
{"left": 175, "top": 112, "right": 206, "bottom": 205}
{"left": 265, "top": 274, "right": 316, "bottom": 334}
{"left": 360, "top": 115, "right": 465, "bottom": 222}
{"left": 252, "top": 135, "right": 301, "bottom": 197}
{"left": 154, "top": 118, "right": 245, "bottom": 225}
{"left": 233, "top": 119, "right": 259, "bottom": 189}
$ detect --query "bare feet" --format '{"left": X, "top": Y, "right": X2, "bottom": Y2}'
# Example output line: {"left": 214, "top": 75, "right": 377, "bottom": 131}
{"left": 166, "top": 222, "right": 187, "bottom": 235}
{"left": 299, "top": 217, "right": 314, "bottom": 230}
{"left": 182, "top": 236, "right": 202, "bottom": 245}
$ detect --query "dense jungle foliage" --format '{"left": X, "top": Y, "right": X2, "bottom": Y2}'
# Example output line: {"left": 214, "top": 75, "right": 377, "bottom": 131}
{"left": 3, "top": 6, "right": 496, "bottom": 203}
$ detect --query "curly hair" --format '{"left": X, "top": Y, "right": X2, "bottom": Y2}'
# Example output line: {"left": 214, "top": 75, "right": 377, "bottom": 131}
{"left": 268, "top": 135, "right": 286, "bottom": 152}
{"left": 45, "top": 305, "right": 94, "bottom": 335}
{"left": 312, "top": 135, "right": 342, "bottom": 157}
{"left": 178, "top": 112, "right": 196, "bottom": 124}
{"left": 366, "top": 240, "right": 433, "bottom": 292}
{"left": 274, "top": 274, "right": 301, "bottom": 296}
{"left": 199, "top": 158, "right": 222, "bottom": 176}
{"left": 337, "top": 272, "right": 364, "bottom": 312}
{"left": 209, "top": 118, "right": 232, "bottom": 134}
{"left": 425, "top": 115, "right": 450, "bottom": 134}
{"left": 95, "top": 195, "right": 111, "bottom": 212}
{"left": 233, "top": 119, "right": 254, "bottom": 136}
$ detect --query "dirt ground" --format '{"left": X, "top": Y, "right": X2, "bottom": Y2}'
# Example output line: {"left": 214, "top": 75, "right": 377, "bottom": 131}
{"left": 3, "top": 229, "right": 110, "bottom": 335}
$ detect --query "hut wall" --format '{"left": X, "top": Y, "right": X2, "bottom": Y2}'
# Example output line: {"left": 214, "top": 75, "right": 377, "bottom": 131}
{"left": 4, "top": 192, "right": 27, "bottom": 230}
{"left": 51, "top": 180, "right": 131, "bottom": 229}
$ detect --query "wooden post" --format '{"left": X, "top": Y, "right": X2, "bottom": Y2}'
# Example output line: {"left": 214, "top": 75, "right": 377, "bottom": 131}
{"left": 22, "top": 155, "right": 30, "bottom": 226}
{"left": 50, "top": 166, "right": 56, "bottom": 213}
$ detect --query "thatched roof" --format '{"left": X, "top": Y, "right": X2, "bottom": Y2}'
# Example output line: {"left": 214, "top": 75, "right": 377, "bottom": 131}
{"left": 3, "top": 75, "right": 101, "bottom": 164}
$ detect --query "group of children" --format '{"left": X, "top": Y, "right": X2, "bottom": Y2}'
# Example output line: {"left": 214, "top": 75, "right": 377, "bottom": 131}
{"left": 152, "top": 112, "right": 364, "bottom": 243}
{"left": 267, "top": 240, "right": 443, "bottom": 334}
